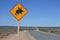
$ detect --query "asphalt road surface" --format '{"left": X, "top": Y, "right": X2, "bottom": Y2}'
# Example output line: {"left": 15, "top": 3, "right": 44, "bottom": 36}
{"left": 29, "top": 30, "right": 60, "bottom": 40}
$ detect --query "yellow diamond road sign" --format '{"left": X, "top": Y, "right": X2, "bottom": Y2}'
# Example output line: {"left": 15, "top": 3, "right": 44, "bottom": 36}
{"left": 10, "top": 3, "right": 28, "bottom": 21}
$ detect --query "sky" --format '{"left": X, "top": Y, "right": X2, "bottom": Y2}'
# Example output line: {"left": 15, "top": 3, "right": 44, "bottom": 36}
{"left": 0, "top": 0, "right": 60, "bottom": 27}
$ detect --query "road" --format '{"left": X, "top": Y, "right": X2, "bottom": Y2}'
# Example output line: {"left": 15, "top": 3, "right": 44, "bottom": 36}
{"left": 0, "top": 30, "right": 60, "bottom": 40}
{"left": 29, "top": 30, "right": 60, "bottom": 40}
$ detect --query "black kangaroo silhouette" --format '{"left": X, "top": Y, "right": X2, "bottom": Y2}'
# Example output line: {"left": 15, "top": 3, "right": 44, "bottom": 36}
{"left": 15, "top": 7, "right": 23, "bottom": 15}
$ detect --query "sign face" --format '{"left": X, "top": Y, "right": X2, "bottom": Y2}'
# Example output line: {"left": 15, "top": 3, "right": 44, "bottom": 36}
{"left": 10, "top": 3, "right": 28, "bottom": 21}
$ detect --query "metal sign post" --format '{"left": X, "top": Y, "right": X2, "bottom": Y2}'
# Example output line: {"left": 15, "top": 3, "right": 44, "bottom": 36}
{"left": 18, "top": 21, "right": 20, "bottom": 40}
{"left": 10, "top": 3, "right": 28, "bottom": 40}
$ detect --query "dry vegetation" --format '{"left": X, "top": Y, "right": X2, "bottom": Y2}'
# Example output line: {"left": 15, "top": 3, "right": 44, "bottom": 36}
{"left": 38, "top": 27, "right": 60, "bottom": 34}
{"left": 0, "top": 26, "right": 17, "bottom": 38}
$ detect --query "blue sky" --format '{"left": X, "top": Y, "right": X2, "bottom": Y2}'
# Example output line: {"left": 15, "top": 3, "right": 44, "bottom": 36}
{"left": 0, "top": 0, "right": 60, "bottom": 27}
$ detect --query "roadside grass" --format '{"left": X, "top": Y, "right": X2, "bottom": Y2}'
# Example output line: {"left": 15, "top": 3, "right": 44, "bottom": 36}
{"left": 50, "top": 31, "right": 60, "bottom": 34}
{"left": 39, "top": 28, "right": 60, "bottom": 35}
{"left": 39, "top": 29, "right": 48, "bottom": 32}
